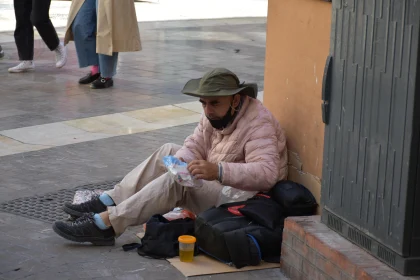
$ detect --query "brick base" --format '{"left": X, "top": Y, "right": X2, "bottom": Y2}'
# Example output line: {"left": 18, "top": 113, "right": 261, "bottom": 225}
{"left": 280, "top": 216, "right": 420, "bottom": 280}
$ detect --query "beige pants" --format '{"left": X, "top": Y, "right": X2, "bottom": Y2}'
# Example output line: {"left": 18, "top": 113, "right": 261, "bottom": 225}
{"left": 105, "top": 143, "right": 223, "bottom": 236}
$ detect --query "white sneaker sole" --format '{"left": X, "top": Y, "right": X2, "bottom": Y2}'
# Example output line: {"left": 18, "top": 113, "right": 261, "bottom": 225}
{"left": 8, "top": 68, "right": 35, "bottom": 73}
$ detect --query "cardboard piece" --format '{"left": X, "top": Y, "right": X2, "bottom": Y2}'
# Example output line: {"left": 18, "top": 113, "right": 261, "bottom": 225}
{"left": 167, "top": 255, "right": 280, "bottom": 277}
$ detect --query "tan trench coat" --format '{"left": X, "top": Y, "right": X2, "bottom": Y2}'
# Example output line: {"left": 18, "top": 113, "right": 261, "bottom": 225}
{"left": 64, "top": 0, "right": 142, "bottom": 56}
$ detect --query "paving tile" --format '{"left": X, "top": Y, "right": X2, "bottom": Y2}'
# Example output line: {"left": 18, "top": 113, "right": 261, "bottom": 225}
{"left": 174, "top": 101, "right": 204, "bottom": 114}
{"left": 0, "top": 123, "right": 112, "bottom": 146}
{"left": 64, "top": 113, "right": 165, "bottom": 136}
{"left": 123, "top": 105, "right": 199, "bottom": 123}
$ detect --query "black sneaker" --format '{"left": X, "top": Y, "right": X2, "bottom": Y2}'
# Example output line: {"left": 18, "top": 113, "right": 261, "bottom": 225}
{"left": 79, "top": 72, "right": 100, "bottom": 84}
{"left": 63, "top": 195, "right": 108, "bottom": 218}
{"left": 53, "top": 213, "right": 115, "bottom": 246}
{"left": 90, "top": 77, "right": 113, "bottom": 89}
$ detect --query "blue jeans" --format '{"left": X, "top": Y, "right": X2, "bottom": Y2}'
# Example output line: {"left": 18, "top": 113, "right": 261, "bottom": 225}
{"left": 72, "top": 0, "right": 118, "bottom": 77}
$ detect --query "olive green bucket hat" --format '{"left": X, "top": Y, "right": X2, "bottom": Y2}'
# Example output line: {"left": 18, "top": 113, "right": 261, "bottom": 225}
{"left": 182, "top": 68, "right": 258, "bottom": 98}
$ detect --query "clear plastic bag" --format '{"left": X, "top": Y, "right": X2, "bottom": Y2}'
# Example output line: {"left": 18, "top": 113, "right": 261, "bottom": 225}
{"left": 163, "top": 155, "right": 203, "bottom": 188}
{"left": 68, "top": 189, "right": 105, "bottom": 220}
{"left": 143, "top": 207, "right": 196, "bottom": 230}
{"left": 216, "top": 186, "right": 258, "bottom": 206}
{"left": 163, "top": 207, "right": 196, "bottom": 220}
{"left": 72, "top": 189, "right": 105, "bottom": 205}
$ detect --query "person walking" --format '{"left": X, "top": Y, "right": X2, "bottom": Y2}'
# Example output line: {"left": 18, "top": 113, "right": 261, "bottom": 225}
{"left": 64, "top": 0, "right": 141, "bottom": 89}
{"left": 8, "top": 0, "right": 67, "bottom": 73}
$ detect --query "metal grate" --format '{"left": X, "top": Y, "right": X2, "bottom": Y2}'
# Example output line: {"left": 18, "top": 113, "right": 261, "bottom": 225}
{"left": 378, "top": 245, "right": 397, "bottom": 266}
{"left": 348, "top": 227, "right": 372, "bottom": 251}
{"left": 327, "top": 213, "right": 343, "bottom": 233}
{"left": 0, "top": 179, "right": 121, "bottom": 223}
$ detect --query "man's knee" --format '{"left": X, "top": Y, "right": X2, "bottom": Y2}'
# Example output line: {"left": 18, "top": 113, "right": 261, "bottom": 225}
{"left": 159, "top": 143, "right": 181, "bottom": 156}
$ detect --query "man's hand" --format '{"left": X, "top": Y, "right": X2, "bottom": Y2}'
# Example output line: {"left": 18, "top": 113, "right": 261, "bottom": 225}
{"left": 187, "top": 160, "right": 219, "bottom": 181}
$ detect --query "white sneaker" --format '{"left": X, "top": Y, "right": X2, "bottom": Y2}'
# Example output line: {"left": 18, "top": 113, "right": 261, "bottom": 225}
{"left": 55, "top": 42, "right": 67, "bottom": 68}
{"left": 8, "top": 61, "right": 35, "bottom": 73}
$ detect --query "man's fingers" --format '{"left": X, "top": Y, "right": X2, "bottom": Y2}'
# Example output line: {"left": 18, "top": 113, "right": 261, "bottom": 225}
{"left": 187, "top": 161, "right": 197, "bottom": 169}
{"left": 190, "top": 168, "right": 203, "bottom": 176}
{"left": 187, "top": 163, "right": 197, "bottom": 173}
{"left": 188, "top": 161, "right": 203, "bottom": 172}
{"left": 195, "top": 174, "right": 205, "bottom": 180}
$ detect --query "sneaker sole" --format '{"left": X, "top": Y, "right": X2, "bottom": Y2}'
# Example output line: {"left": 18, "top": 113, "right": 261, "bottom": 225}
{"left": 52, "top": 223, "right": 115, "bottom": 246}
{"left": 62, "top": 205, "right": 85, "bottom": 218}
{"left": 8, "top": 68, "right": 34, "bottom": 73}
{"left": 90, "top": 81, "right": 114, "bottom": 89}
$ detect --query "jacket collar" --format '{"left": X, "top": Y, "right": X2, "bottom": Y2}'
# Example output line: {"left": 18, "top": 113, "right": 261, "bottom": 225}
{"left": 216, "top": 96, "right": 251, "bottom": 135}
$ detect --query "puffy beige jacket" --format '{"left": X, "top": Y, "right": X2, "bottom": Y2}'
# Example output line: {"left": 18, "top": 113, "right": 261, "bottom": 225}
{"left": 175, "top": 96, "right": 288, "bottom": 191}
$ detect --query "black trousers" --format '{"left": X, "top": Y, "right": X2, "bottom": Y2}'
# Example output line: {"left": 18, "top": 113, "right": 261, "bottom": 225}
{"left": 13, "top": 0, "right": 60, "bottom": 60}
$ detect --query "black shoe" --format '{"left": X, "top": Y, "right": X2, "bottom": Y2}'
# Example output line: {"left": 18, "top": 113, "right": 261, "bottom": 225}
{"left": 53, "top": 213, "right": 115, "bottom": 246}
{"left": 90, "top": 77, "right": 113, "bottom": 89}
{"left": 63, "top": 195, "right": 108, "bottom": 218}
{"left": 79, "top": 72, "right": 100, "bottom": 84}
{"left": 0, "top": 45, "right": 4, "bottom": 59}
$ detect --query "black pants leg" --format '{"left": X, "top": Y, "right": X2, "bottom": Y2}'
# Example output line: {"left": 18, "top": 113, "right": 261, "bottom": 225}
{"left": 13, "top": 0, "right": 60, "bottom": 61}
{"left": 31, "top": 0, "right": 59, "bottom": 51}
{"left": 14, "top": 0, "right": 34, "bottom": 60}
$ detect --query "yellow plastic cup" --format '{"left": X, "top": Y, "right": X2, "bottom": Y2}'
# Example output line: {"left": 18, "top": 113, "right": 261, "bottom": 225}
{"left": 178, "top": 235, "right": 196, "bottom": 262}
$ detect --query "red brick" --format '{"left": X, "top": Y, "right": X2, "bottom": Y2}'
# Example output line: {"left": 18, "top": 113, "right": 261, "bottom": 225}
{"left": 302, "top": 259, "right": 321, "bottom": 280}
{"left": 293, "top": 236, "right": 305, "bottom": 256}
{"left": 315, "top": 254, "right": 342, "bottom": 280}
{"left": 343, "top": 250, "right": 383, "bottom": 268}
{"left": 306, "top": 231, "right": 354, "bottom": 258}
{"left": 319, "top": 273, "right": 333, "bottom": 280}
{"left": 305, "top": 232, "right": 358, "bottom": 277}
{"left": 282, "top": 229, "right": 294, "bottom": 246}
{"left": 281, "top": 243, "right": 303, "bottom": 271}
{"left": 285, "top": 218, "right": 306, "bottom": 241}
{"left": 332, "top": 252, "right": 357, "bottom": 277}
{"left": 340, "top": 271, "right": 353, "bottom": 280}
{"left": 306, "top": 231, "right": 336, "bottom": 259}
{"left": 281, "top": 260, "right": 304, "bottom": 280}
{"left": 355, "top": 268, "right": 374, "bottom": 280}
{"left": 304, "top": 245, "right": 317, "bottom": 265}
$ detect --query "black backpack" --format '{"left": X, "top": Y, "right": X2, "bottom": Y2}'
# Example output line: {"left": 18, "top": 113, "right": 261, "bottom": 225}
{"left": 195, "top": 180, "right": 317, "bottom": 268}
{"left": 268, "top": 180, "right": 318, "bottom": 216}
{"left": 123, "top": 214, "right": 197, "bottom": 259}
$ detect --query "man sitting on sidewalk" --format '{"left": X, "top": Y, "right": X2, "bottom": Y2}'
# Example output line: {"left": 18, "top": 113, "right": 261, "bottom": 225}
{"left": 53, "top": 68, "right": 288, "bottom": 246}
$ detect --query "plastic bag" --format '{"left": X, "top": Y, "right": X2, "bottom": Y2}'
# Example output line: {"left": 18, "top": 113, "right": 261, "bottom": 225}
{"left": 163, "top": 155, "right": 203, "bottom": 188}
{"left": 72, "top": 189, "right": 105, "bottom": 205}
{"left": 143, "top": 207, "right": 196, "bottom": 230}
{"left": 163, "top": 207, "right": 196, "bottom": 220}
{"left": 68, "top": 189, "right": 105, "bottom": 220}
{"left": 216, "top": 186, "right": 258, "bottom": 206}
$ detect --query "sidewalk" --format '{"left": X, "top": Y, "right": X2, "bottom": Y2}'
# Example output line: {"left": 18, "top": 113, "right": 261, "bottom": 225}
{"left": 0, "top": 0, "right": 268, "bottom": 33}
{"left": 0, "top": 9, "right": 288, "bottom": 280}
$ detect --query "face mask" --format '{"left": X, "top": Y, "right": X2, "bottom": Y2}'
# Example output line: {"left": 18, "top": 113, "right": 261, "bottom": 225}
{"left": 207, "top": 102, "right": 238, "bottom": 130}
